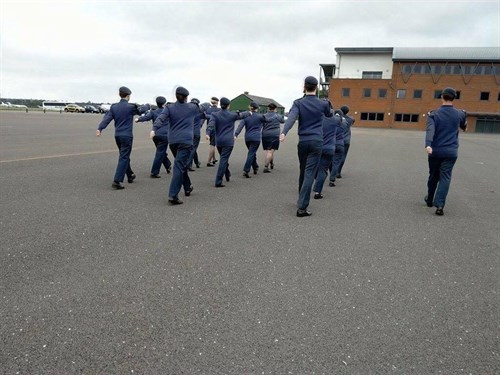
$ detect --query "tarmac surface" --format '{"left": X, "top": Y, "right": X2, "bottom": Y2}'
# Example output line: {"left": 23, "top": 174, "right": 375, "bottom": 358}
{"left": 1, "top": 111, "right": 499, "bottom": 374}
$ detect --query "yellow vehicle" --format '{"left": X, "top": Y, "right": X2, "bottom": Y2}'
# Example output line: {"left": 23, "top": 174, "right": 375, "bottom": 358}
{"left": 64, "top": 104, "right": 85, "bottom": 113}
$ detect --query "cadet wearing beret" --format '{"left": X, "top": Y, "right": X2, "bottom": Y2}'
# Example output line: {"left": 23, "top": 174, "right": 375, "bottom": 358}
{"left": 424, "top": 87, "right": 467, "bottom": 215}
{"left": 280, "top": 76, "right": 333, "bottom": 217}
{"left": 135, "top": 96, "right": 172, "bottom": 178}
{"left": 328, "top": 109, "right": 346, "bottom": 187}
{"left": 96, "top": 86, "right": 150, "bottom": 189}
{"left": 206, "top": 97, "right": 252, "bottom": 187}
{"left": 337, "top": 105, "right": 355, "bottom": 178}
{"left": 187, "top": 98, "right": 206, "bottom": 171}
{"left": 153, "top": 86, "right": 201, "bottom": 205}
{"left": 234, "top": 102, "right": 266, "bottom": 178}
{"left": 262, "top": 103, "right": 285, "bottom": 173}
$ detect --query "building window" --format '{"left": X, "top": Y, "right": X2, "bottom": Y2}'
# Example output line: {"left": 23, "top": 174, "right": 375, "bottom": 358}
{"left": 360, "top": 112, "right": 384, "bottom": 121}
{"left": 455, "top": 91, "right": 461, "bottom": 99}
{"left": 480, "top": 92, "right": 490, "bottom": 101}
{"left": 378, "top": 88, "right": 387, "bottom": 98}
{"left": 395, "top": 113, "right": 420, "bottom": 123}
{"left": 413, "top": 89, "right": 423, "bottom": 99}
{"left": 363, "top": 88, "right": 371, "bottom": 98}
{"left": 396, "top": 89, "right": 406, "bottom": 99}
{"left": 362, "top": 71, "right": 383, "bottom": 79}
{"left": 498, "top": 93, "right": 500, "bottom": 101}
{"left": 434, "top": 90, "right": 442, "bottom": 99}
{"left": 342, "top": 88, "right": 350, "bottom": 97}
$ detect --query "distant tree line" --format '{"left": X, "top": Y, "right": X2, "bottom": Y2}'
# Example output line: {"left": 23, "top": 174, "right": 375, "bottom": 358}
{"left": 0, "top": 98, "right": 102, "bottom": 108}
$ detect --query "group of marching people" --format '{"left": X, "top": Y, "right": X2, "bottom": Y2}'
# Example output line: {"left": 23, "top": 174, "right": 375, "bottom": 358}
{"left": 96, "top": 78, "right": 354, "bottom": 216}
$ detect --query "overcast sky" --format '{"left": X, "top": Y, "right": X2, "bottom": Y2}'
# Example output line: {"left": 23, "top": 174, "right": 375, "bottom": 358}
{"left": 1, "top": 0, "right": 499, "bottom": 109}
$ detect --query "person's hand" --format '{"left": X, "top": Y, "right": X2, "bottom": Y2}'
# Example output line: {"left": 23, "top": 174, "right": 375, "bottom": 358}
{"left": 134, "top": 118, "right": 139, "bottom": 123}
{"left": 206, "top": 135, "right": 210, "bottom": 141}
{"left": 96, "top": 130, "right": 101, "bottom": 137}
{"left": 234, "top": 136, "right": 237, "bottom": 140}
{"left": 150, "top": 131, "right": 155, "bottom": 139}
{"left": 426, "top": 146, "right": 432, "bottom": 155}
{"left": 280, "top": 133, "right": 286, "bottom": 142}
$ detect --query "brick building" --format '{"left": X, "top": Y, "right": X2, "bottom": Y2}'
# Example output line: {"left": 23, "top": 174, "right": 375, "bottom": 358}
{"left": 326, "top": 47, "right": 500, "bottom": 133}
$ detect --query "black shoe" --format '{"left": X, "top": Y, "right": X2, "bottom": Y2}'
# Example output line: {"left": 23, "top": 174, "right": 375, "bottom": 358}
{"left": 213, "top": 159, "right": 218, "bottom": 164}
{"left": 188, "top": 167, "right": 195, "bottom": 172}
{"left": 167, "top": 167, "right": 171, "bottom": 174}
{"left": 225, "top": 170, "right": 231, "bottom": 182}
{"left": 424, "top": 196, "right": 433, "bottom": 207}
{"left": 314, "top": 193, "right": 323, "bottom": 199}
{"left": 435, "top": 207, "right": 444, "bottom": 216}
{"left": 329, "top": 181, "right": 336, "bottom": 187}
{"left": 150, "top": 174, "right": 161, "bottom": 178}
{"left": 185, "top": 186, "right": 194, "bottom": 196}
{"left": 296, "top": 208, "right": 312, "bottom": 217}
{"left": 263, "top": 167, "right": 271, "bottom": 173}
{"left": 127, "top": 174, "right": 136, "bottom": 183}
{"left": 270, "top": 162, "right": 274, "bottom": 170}
{"left": 253, "top": 168, "right": 258, "bottom": 175}
{"left": 112, "top": 181, "right": 124, "bottom": 190}
{"left": 196, "top": 163, "right": 200, "bottom": 168}
{"left": 337, "top": 174, "right": 342, "bottom": 179}
{"left": 207, "top": 162, "right": 215, "bottom": 167}
{"left": 168, "top": 198, "right": 183, "bottom": 205}
{"left": 215, "top": 183, "right": 225, "bottom": 188}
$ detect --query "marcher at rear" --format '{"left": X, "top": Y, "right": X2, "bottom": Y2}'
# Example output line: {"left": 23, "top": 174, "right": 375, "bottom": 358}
{"left": 336, "top": 105, "right": 355, "bottom": 178}
{"left": 135, "top": 96, "right": 172, "bottom": 178}
{"left": 206, "top": 97, "right": 251, "bottom": 187}
{"left": 262, "top": 103, "right": 284, "bottom": 173}
{"left": 329, "top": 109, "right": 346, "bottom": 187}
{"left": 280, "top": 76, "right": 333, "bottom": 217}
{"left": 205, "top": 97, "right": 220, "bottom": 167}
{"left": 424, "top": 87, "right": 467, "bottom": 216}
{"left": 234, "top": 102, "right": 266, "bottom": 178}
{"left": 96, "top": 86, "right": 149, "bottom": 190}
{"left": 312, "top": 105, "right": 337, "bottom": 199}
{"left": 153, "top": 86, "right": 200, "bottom": 205}
{"left": 187, "top": 98, "right": 207, "bottom": 171}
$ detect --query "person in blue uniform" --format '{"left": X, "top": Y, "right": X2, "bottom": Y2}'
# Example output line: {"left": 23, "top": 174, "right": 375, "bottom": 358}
{"left": 234, "top": 102, "right": 266, "bottom": 178}
{"left": 153, "top": 86, "right": 200, "bottom": 205}
{"left": 262, "top": 103, "right": 284, "bottom": 173}
{"left": 329, "top": 109, "right": 346, "bottom": 187}
{"left": 337, "top": 105, "right": 355, "bottom": 178}
{"left": 312, "top": 106, "right": 337, "bottom": 199}
{"left": 135, "top": 96, "right": 171, "bottom": 178}
{"left": 96, "top": 86, "right": 149, "bottom": 189}
{"left": 187, "top": 98, "right": 207, "bottom": 171}
{"left": 205, "top": 97, "right": 220, "bottom": 167}
{"left": 424, "top": 87, "right": 467, "bottom": 215}
{"left": 280, "top": 76, "right": 332, "bottom": 217}
{"left": 206, "top": 97, "right": 251, "bottom": 187}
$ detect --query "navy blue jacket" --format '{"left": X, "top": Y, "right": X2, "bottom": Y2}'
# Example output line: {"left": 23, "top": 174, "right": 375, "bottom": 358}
{"left": 137, "top": 107, "right": 169, "bottom": 137}
{"left": 207, "top": 109, "right": 251, "bottom": 147}
{"left": 193, "top": 111, "right": 206, "bottom": 137}
{"left": 235, "top": 112, "right": 266, "bottom": 142}
{"left": 426, "top": 105, "right": 467, "bottom": 157}
{"left": 335, "top": 115, "right": 347, "bottom": 145}
{"left": 282, "top": 95, "right": 332, "bottom": 142}
{"left": 343, "top": 115, "right": 355, "bottom": 144}
{"left": 321, "top": 114, "right": 337, "bottom": 151}
{"left": 205, "top": 105, "right": 220, "bottom": 124}
{"left": 98, "top": 99, "right": 149, "bottom": 137}
{"left": 154, "top": 101, "right": 200, "bottom": 145}
{"left": 262, "top": 112, "right": 284, "bottom": 136}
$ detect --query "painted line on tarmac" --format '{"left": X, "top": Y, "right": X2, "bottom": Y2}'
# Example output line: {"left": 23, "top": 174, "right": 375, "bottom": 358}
{"left": 0, "top": 147, "right": 151, "bottom": 163}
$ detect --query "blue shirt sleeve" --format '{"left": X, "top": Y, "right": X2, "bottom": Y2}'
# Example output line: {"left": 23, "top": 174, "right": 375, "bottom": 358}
{"left": 282, "top": 102, "right": 299, "bottom": 135}
{"left": 97, "top": 109, "right": 114, "bottom": 132}
{"left": 153, "top": 106, "right": 169, "bottom": 132}
{"left": 425, "top": 112, "right": 435, "bottom": 147}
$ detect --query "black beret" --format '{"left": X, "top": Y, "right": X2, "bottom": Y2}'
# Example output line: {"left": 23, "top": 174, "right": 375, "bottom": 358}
{"left": 249, "top": 102, "right": 259, "bottom": 109}
{"left": 268, "top": 103, "right": 277, "bottom": 109}
{"left": 334, "top": 109, "right": 344, "bottom": 116}
{"left": 442, "top": 87, "right": 457, "bottom": 98}
{"left": 304, "top": 76, "right": 318, "bottom": 85}
{"left": 176, "top": 86, "right": 189, "bottom": 96}
{"left": 119, "top": 86, "right": 131, "bottom": 95}
{"left": 220, "top": 97, "right": 230, "bottom": 106}
{"left": 340, "top": 105, "right": 349, "bottom": 115}
{"left": 211, "top": 97, "right": 219, "bottom": 102}
{"left": 156, "top": 96, "right": 167, "bottom": 106}
{"left": 190, "top": 98, "right": 200, "bottom": 104}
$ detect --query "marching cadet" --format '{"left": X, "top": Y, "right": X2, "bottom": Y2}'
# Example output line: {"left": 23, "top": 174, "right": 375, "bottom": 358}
{"left": 187, "top": 98, "right": 207, "bottom": 171}
{"left": 96, "top": 86, "right": 149, "bottom": 189}
{"left": 205, "top": 97, "right": 220, "bottom": 167}
{"left": 135, "top": 96, "right": 171, "bottom": 178}
{"left": 280, "top": 76, "right": 332, "bottom": 217}
{"left": 153, "top": 86, "right": 200, "bottom": 205}
{"left": 329, "top": 109, "right": 346, "bottom": 187}
{"left": 337, "top": 105, "right": 355, "bottom": 178}
{"left": 206, "top": 97, "right": 252, "bottom": 187}
{"left": 234, "top": 102, "right": 266, "bottom": 178}
{"left": 262, "top": 103, "right": 284, "bottom": 173}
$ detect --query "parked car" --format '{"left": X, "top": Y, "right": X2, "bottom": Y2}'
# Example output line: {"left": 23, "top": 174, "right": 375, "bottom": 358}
{"left": 85, "top": 105, "right": 99, "bottom": 113}
{"left": 98, "top": 103, "right": 111, "bottom": 113}
{"left": 64, "top": 104, "right": 85, "bottom": 113}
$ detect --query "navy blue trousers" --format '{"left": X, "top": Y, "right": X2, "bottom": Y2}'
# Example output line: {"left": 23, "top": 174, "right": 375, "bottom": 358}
{"left": 297, "top": 140, "right": 322, "bottom": 210}
{"left": 243, "top": 140, "right": 260, "bottom": 173}
{"left": 215, "top": 146, "right": 233, "bottom": 186}
{"left": 313, "top": 148, "right": 334, "bottom": 194}
{"left": 151, "top": 135, "right": 171, "bottom": 175}
{"left": 113, "top": 135, "right": 134, "bottom": 183}
{"left": 427, "top": 156, "right": 457, "bottom": 208}
{"left": 168, "top": 143, "right": 193, "bottom": 199}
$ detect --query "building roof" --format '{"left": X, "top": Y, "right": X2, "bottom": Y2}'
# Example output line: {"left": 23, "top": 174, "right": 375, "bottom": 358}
{"left": 235, "top": 93, "right": 284, "bottom": 109}
{"left": 393, "top": 47, "right": 500, "bottom": 62}
{"left": 335, "top": 47, "right": 393, "bottom": 55}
